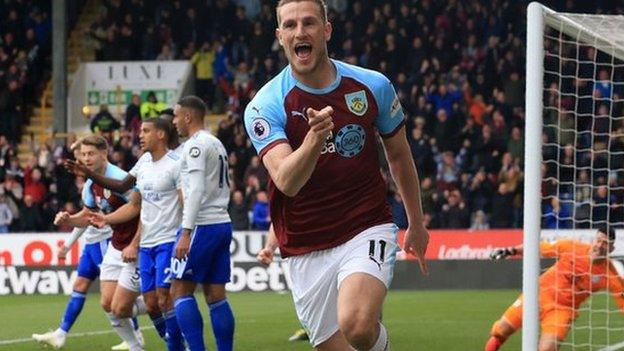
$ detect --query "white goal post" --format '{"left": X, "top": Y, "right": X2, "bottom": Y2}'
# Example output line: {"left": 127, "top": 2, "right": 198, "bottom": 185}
{"left": 525, "top": 2, "right": 624, "bottom": 350}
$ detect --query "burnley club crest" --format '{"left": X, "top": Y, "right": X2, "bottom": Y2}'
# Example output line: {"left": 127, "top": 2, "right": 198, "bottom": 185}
{"left": 344, "top": 90, "right": 368, "bottom": 116}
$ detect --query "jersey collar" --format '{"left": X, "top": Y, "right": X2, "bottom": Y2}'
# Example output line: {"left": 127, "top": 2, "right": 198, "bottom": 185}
{"left": 290, "top": 59, "right": 341, "bottom": 95}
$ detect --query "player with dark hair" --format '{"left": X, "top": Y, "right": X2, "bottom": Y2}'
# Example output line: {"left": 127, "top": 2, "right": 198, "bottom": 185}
{"left": 171, "top": 95, "right": 235, "bottom": 351}
{"left": 486, "top": 227, "right": 624, "bottom": 351}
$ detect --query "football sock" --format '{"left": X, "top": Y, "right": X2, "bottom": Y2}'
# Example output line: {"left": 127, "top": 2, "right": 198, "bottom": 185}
{"left": 369, "top": 322, "right": 388, "bottom": 351}
{"left": 133, "top": 295, "right": 148, "bottom": 317}
{"left": 208, "top": 299, "right": 235, "bottom": 351}
{"left": 107, "top": 312, "right": 141, "bottom": 349}
{"left": 149, "top": 313, "right": 167, "bottom": 340}
{"left": 164, "top": 309, "right": 185, "bottom": 351}
{"left": 175, "top": 295, "right": 205, "bottom": 351}
{"left": 59, "top": 291, "right": 87, "bottom": 333}
{"left": 485, "top": 336, "right": 503, "bottom": 351}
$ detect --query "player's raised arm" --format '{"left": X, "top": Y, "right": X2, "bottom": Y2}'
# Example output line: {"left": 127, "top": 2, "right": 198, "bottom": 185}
{"left": 54, "top": 206, "right": 95, "bottom": 228}
{"left": 65, "top": 159, "right": 137, "bottom": 193}
{"left": 260, "top": 107, "right": 334, "bottom": 197}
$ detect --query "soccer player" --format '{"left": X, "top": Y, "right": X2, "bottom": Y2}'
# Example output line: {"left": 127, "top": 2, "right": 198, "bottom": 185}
{"left": 64, "top": 110, "right": 181, "bottom": 194}
{"left": 486, "top": 227, "right": 624, "bottom": 351}
{"left": 243, "top": 1, "right": 429, "bottom": 350}
{"left": 31, "top": 139, "right": 117, "bottom": 349}
{"left": 54, "top": 135, "right": 145, "bottom": 351}
{"left": 91, "top": 118, "right": 185, "bottom": 350}
{"left": 171, "top": 96, "right": 235, "bottom": 351}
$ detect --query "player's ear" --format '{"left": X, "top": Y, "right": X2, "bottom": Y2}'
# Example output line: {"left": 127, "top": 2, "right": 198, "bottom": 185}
{"left": 324, "top": 21, "right": 332, "bottom": 42}
{"left": 276, "top": 28, "right": 283, "bottom": 46}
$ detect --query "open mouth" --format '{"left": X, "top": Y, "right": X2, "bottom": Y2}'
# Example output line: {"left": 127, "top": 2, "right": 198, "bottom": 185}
{"left": 294, "top": 42, "right": 312, "bottom": 61}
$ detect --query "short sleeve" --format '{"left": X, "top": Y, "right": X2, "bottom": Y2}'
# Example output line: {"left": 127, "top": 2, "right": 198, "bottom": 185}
{"left": 82, "top": 180, "right": 96, "bottom": 208}
{"left": 244, "top": 94, "right": 288, "bottom": 158}
{"left": 372, "top": 76, "right": 405, "bottom": 137}
{"left": 129, "top": 153, "right": 150, "bottom": 178}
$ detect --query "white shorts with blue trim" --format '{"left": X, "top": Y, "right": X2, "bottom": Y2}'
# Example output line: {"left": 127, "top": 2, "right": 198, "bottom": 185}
{"left": 100, "top": 243, "right": 141, "bottom": 292}
{"left": 287, "top": 223, "right": 399, "bottom": 347}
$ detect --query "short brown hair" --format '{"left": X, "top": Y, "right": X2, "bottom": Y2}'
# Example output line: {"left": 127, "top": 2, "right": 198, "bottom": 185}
{"left": 178, "top": 95, "right": 206, "bottom": 121}
{"left": 81, "top": 135, "right": 108, "bottom": 151}
{"left": 276, "top": 0, "right": 327, "bottom": 25}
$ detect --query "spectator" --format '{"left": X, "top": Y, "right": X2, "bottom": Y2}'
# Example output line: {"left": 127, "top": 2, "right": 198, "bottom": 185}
{"left": 507, "top": 126, "right": 524, "bottom": 163}
{"left": 490, "top": 183, "right": 514, "bottom": 228}
{"left": 470, "top": 210, "right": 490, "bottom": 231}
{"left": 90, "top": 104, "right": 121, "bottom": 133}
{"left": 0, "top": 189, "right": 13, "bottom": 233}
{"left": 125, "top": 94, "right": 142, "bottom": 135}
{"left": 17, "top": 194, "right": 44, "bottom": 232}
{"left": 140, "top": 91, "right": 168, "bottom": 119}
{"left": 156, "top": 43, "right": 174, "bottom": 61}
{"left": 543, "top": 197, "right": 572, "bottom": 229}
{"left": 229, "top": 190, "right": 249, "bottom": 230}
{"left": 440, "top": 190, "right": 470, "bottom": 228}
{"left": 388, "top": 191, "right": 408, "bottom": 229}
{"left": 251, "top": 190, "right": 270, "bottom": 230}
{"left": 437, "top": 151, "right": 459, "bottom": 190}
{"left": 23, "top": 164, "right": 47, "bottom": 205}
{"left": 243, "top": 156, "right": 268, "bottom": 188}
{"left": 191, "top": 41, "right": 216, "bottom": 108}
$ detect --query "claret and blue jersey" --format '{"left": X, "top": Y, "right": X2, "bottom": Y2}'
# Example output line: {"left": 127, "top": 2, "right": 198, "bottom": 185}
{"left": 244, "top": 59, "right": 406, "bottom": 257}
{"left": 83, "top": 163, "right": 139, "bottom": 251}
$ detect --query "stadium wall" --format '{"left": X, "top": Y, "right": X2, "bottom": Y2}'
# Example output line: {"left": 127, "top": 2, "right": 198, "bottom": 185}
{"left": 1, "top": 230, "right": 621, "bottom": 294}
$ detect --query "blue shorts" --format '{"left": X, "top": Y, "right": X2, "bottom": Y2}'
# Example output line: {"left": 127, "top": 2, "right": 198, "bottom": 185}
{"left": 170, "top": 222, "right": 232, "bottom": 284}
{"left": 139, "top": 242, "right": 175, "bottom": 293}
{"left": 77, "top": 239, "right": 109, "bottom": 280}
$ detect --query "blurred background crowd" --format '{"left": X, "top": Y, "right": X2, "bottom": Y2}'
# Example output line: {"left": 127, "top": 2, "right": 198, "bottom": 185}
{"left": 1, "top": 0, "right": 623, "bottom": 233}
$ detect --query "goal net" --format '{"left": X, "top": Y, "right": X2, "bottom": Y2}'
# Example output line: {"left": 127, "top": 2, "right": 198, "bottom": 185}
{"left": 525, "top": 3, "right": 624, "bottom": 351}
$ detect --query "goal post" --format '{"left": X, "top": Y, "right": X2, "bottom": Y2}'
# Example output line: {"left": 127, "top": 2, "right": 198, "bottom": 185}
{"left": 525, "top": 2, "right": 624, "bottom": 350}
{"left": 524, "top": 3, "right": 544, "bottom": 350}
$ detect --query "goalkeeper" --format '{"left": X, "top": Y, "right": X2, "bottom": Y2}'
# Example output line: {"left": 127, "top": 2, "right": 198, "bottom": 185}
{"left": 485, "top": 227, "right": 624, "bottom": 351}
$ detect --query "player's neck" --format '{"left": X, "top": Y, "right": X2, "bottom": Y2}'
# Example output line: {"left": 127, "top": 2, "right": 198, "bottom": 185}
{"left": 292, "top": 57, "right": 335, "bottom": 89}
{"left": 96, "top": 162, "right": 108, "bottom": 175}
{"left": 150, "top": 145, "right": 167, "bottom": 162}
{"left": 187, "top": 122, "right": 203, "bottom": 138}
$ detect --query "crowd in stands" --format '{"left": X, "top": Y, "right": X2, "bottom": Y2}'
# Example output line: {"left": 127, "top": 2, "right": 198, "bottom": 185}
{"left": 1, "top": 0, "right": 623, "bottom": 232}
{"left": 0, "top": 1, "right": 51, "bottom": 143}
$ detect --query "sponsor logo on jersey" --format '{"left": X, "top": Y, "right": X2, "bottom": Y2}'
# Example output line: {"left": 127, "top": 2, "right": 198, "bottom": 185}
{"left": 189, "top": 147, "right": 201, "bottom": 158}
{"left": 335, "top": 124, "right": 365, "bottom": 158}
{"left": 390, "top": 95, "right": 402, "bottom": 118}
{"left": 320, "top": 131, "right": 336, "bottom": 155}
{"left": 592, "top": 275, "right": 601, "bottom": 283}
{"left": 250, "top": 118, "right": 271, "bottom": 141}
{"left": 103, "top": 189, "right": 111, "bottom": 199}
{"left": 344, "top": 90, "right": 368, "bottom": 116}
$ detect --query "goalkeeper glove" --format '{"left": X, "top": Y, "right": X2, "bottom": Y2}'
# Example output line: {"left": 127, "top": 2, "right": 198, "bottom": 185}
{"left": 490, "top": 247, "right": 517, "bottom": 260}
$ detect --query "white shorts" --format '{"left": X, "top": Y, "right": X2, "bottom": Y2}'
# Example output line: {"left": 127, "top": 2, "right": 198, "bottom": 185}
{"left": 100, "top": 243, "right": 141, "bottom": 292}
{"left": 287, "top": 223, "right": 399, "bottom": 347}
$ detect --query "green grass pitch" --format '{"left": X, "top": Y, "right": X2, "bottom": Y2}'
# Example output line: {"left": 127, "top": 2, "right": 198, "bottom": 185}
{"left": 1, "top": 290, "right": 623, "bottom": 350}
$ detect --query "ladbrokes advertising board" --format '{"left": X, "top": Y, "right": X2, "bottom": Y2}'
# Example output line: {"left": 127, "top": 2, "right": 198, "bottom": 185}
{"left": 2, "top": 229, "right": 622, "bottom": 294}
